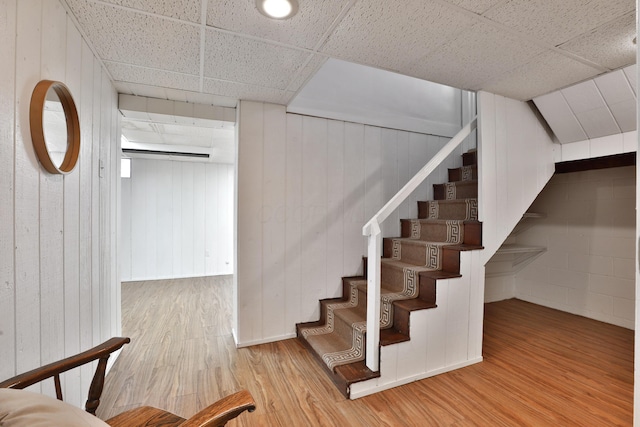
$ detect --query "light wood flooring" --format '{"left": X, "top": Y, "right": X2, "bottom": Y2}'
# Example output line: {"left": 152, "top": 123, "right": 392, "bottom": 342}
{"left": 97, "top": 276, "right": 633, "bottom": 426}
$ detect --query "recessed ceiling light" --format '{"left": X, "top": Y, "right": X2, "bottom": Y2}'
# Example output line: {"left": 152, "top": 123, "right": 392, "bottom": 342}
{"left": 256, "top": 0, "right": 299, "bottom": 19}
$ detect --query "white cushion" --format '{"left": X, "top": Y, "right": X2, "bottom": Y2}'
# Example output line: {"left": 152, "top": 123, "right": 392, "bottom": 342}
{"left": 0, "top": 388, "right": 109, "bottom": 426}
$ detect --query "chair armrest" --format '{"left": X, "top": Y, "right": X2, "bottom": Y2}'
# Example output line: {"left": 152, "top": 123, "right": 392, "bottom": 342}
{"left": 0, "top": 337, "right": 130, "bottom": 414}
{"left": 0, "top": 337, "right": 130, "bottom": 390}
{"left": 179, "top": 390, "right": 256, "bottom": 427}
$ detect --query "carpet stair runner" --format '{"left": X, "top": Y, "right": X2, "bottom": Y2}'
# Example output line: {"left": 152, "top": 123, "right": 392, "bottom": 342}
{"left": 296, "top": 150, "right": 483, "bottom": 397}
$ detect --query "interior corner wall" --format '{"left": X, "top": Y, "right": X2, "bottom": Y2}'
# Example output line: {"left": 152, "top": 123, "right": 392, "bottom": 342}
{"left": 513, "top": 166, "right": 635, "bottom": 329}
{"left": 235, "top": 101, "right": 467, "bottom": 346}
{"left": 0, "top": 0, "right": 120, "bottom": 408}
{"left": 120, "top": 159, "right": 234, "bottom": 281}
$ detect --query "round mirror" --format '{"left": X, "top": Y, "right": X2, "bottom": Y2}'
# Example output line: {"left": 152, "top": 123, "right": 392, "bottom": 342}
{"left": 30, "top": 80, "right": 80, "bottom": 174}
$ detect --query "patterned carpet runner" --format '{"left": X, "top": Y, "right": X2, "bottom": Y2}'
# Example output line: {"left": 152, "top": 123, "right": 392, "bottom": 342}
{"left": 298, "top": 152, "right": 480, "bottom": 374}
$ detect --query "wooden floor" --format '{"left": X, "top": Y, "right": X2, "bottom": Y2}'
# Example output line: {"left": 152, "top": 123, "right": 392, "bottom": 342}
{"left": 97, "top": 276, "right": 634, "bottom": 426}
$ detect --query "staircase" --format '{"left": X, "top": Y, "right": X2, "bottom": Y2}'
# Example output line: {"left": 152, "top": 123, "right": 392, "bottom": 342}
{"left": 296, "top": 150, "right": 483, "bottom": 398}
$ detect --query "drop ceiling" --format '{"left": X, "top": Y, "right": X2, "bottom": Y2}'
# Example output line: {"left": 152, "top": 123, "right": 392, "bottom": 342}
{"left": 119, "top": 96, "right": 236, "bottom": 163}
{"left": 62, "top": 0, "right": 636, "bottom": 106}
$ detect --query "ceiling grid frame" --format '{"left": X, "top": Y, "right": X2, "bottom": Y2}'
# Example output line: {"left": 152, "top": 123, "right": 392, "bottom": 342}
{"left": 60, "top": 0, "right": 635, "bottom": 105}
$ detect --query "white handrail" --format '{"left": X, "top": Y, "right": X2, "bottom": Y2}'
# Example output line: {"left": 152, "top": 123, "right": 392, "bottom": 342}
{"left": 361, "top": 117, "right": 477, "bottom": 372}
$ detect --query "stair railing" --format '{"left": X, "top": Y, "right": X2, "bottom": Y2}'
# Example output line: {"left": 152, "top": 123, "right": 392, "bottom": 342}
{"left": 361, "top": 116, "right": 477, "bottom": 372}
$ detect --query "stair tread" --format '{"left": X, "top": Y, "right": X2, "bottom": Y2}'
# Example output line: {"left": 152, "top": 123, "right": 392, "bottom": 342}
{"left": 334, "top": 362, "right": 380, "bottom": 384}
{"left": 354, "top": 281, "right": 417, "bottom": 296}
{"left": 418, "top": 198, "right": 477, "bottom": 203}
{"left": 449, "top": 164, "right": 477, "bottom": 170}
{"left": 435, "top": 179, "right": 478, "bottom": 186}
{"left": 394, "top": 298, "right": 437, "bottom": 311}
{"left": 380, "top": 329, "right": 410, "bottom": 346}
{"left": 419, "top": 270, "right": 462, "bottom": 280}
{"left": 333, "top": 305, "right": 366, "bottom": 324}
{"left": 442, "top": 243, "right": 484, "bottom": 251}
{"left": 418, "top": 198, "right": 478, "bottom": 220}
{"left": 400, "top": 218, "right": 478, "bottom": 224}
{"left": 381, "top": 258, "right": 440, "bottom": 271}
{"left": 388, "top": 237, "right": 448, "bottom": 247}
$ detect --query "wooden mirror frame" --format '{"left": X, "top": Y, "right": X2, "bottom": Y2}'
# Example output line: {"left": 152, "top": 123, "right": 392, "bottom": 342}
{"left": 30, "top": 80, "right": 81, "bottom": 174}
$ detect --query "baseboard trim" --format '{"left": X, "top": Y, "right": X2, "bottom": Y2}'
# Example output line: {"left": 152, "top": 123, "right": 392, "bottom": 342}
{"left": 349, "top": 357, "right": 484, "bottom": 399}
{"left": 235, "top": 332, "right": 297, "bottom": 348}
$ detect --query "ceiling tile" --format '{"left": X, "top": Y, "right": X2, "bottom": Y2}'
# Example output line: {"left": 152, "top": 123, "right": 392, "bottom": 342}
{"left": 204, "top": 29, "right": 310, "bottom": 89}
{"left": 561, "top": 81, "right": 621, "bottom": 137}
{"left": 113, "top": 81, "right": 134, "bottom": 95}
{"left": 623, "top": 65, "right": 637, "bottom": 95}
{"left": 561, "top": 81, "right": 607, "bottom": 114}
{"left": 607, "top": 99, "right": 637, "bottom": 133}
{"left": 66, "top": 0, "right": 201, "bottom": 74}
{"left": 594, "top": 71, "right": 637, "bottom": 132}
{"left": 286, "top": 54, "right": 328, "bottom": 92}
{"left": 203, "top": 78, "right": 287, "bottom": 104}
{"left": 594, "top": 70, "right": 636, "bottom": 106}
{"left": 65, "top": 0, "right": 636, "bottom": 105}
{"left": 106, "top": 62, "right": 201, "bottom": 92}
{"left": 484, "top": 0, "right": 635, "bottom": 45}
{"left": 481, "top": 51, "right": 603, "bottom": 101}
{"left": 206, "top": 0, "right": 349, "bottom": 50}
{"left": 441, "top": 0, "right": 508, "bottom": 15}
{"left": 573, "top": 107, "right": 621, "bottom": 138}
{"left": 91, "top": 0, "right": 201, "bottom": 23}
{"left": 533, "top": 91, "right": 587, "bottom": 144}
{"left": 406, "top": 22, "right": 545, "bottom": 91}
{"left": 278, "top": 90, "right": 299, "bottom": 105}
{"left": 558, "top": 12, "right": 636, "bottom": 70}
{"left": 320, "top": 0, "right": 477, "bottom": 73}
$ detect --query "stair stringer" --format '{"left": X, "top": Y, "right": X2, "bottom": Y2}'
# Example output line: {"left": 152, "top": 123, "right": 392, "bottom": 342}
{"left": 349, "top": 249, "right": 485, "bottom": 399}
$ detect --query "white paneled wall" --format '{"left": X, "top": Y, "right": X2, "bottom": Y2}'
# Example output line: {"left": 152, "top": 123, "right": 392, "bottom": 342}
{"left": 515, "top": 167, "right": 635, "bottom": 329}
{"left": 0, "top": 0, "right": 119, "bottom": 408}
{"left": 558, "top": 130, "right": 637, "bottom": 162}
{"left": 121, "top": 159, "right": 234, "bottom": 281}
{"left": 478, "top": 91, "right": 557, "bottom": 263}
{"left": 236, "top": 101, "right": 464, "bottom": 346}
{"left": 350, "top": 250, "right": 485, "bottom": 398}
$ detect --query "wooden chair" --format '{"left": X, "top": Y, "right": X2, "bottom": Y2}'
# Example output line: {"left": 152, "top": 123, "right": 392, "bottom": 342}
{"left": 0, "top": 337, "right": 256, "bottom": 427}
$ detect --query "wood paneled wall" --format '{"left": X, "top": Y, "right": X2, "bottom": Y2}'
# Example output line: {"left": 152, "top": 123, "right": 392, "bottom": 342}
{"left": 558, "top": 130, "right": 636, "bottom": 161}
{"left": 236, "top": 101, "right": 471, "bottom": 346}
{"left": 120, "top": 159, "right": 234, "bottom": 281}
{"left": 477, "top": 91, "right": 557, "bottom": 264}
{"left": 0, "top": 0, "right": 120, "bottom": 408}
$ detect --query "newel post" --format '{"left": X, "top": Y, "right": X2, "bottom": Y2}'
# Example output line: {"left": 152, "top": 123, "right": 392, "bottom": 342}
{"left": 365, "top": 220, "right": 381, "bottom": 371}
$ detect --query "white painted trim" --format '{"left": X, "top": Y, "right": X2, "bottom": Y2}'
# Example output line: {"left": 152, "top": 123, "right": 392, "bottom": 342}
{"left": 235, "top": 333, "right": 297, "bottom": 348}
{"left": 123, "top": 273, "right": 233, "bottom": 283}
{"left": 349, "top": 357, "right": 484, "bottom": 399}
{"left": 287, "top": 105, "right": 461, "bottom": 138}
{"left": 558, "top": 130, "right": 637, "bottom": 162}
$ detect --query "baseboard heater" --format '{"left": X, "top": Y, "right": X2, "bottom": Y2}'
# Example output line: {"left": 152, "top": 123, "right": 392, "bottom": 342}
{"left": 122, "top": 148, "right": 210, "bottom": 158}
